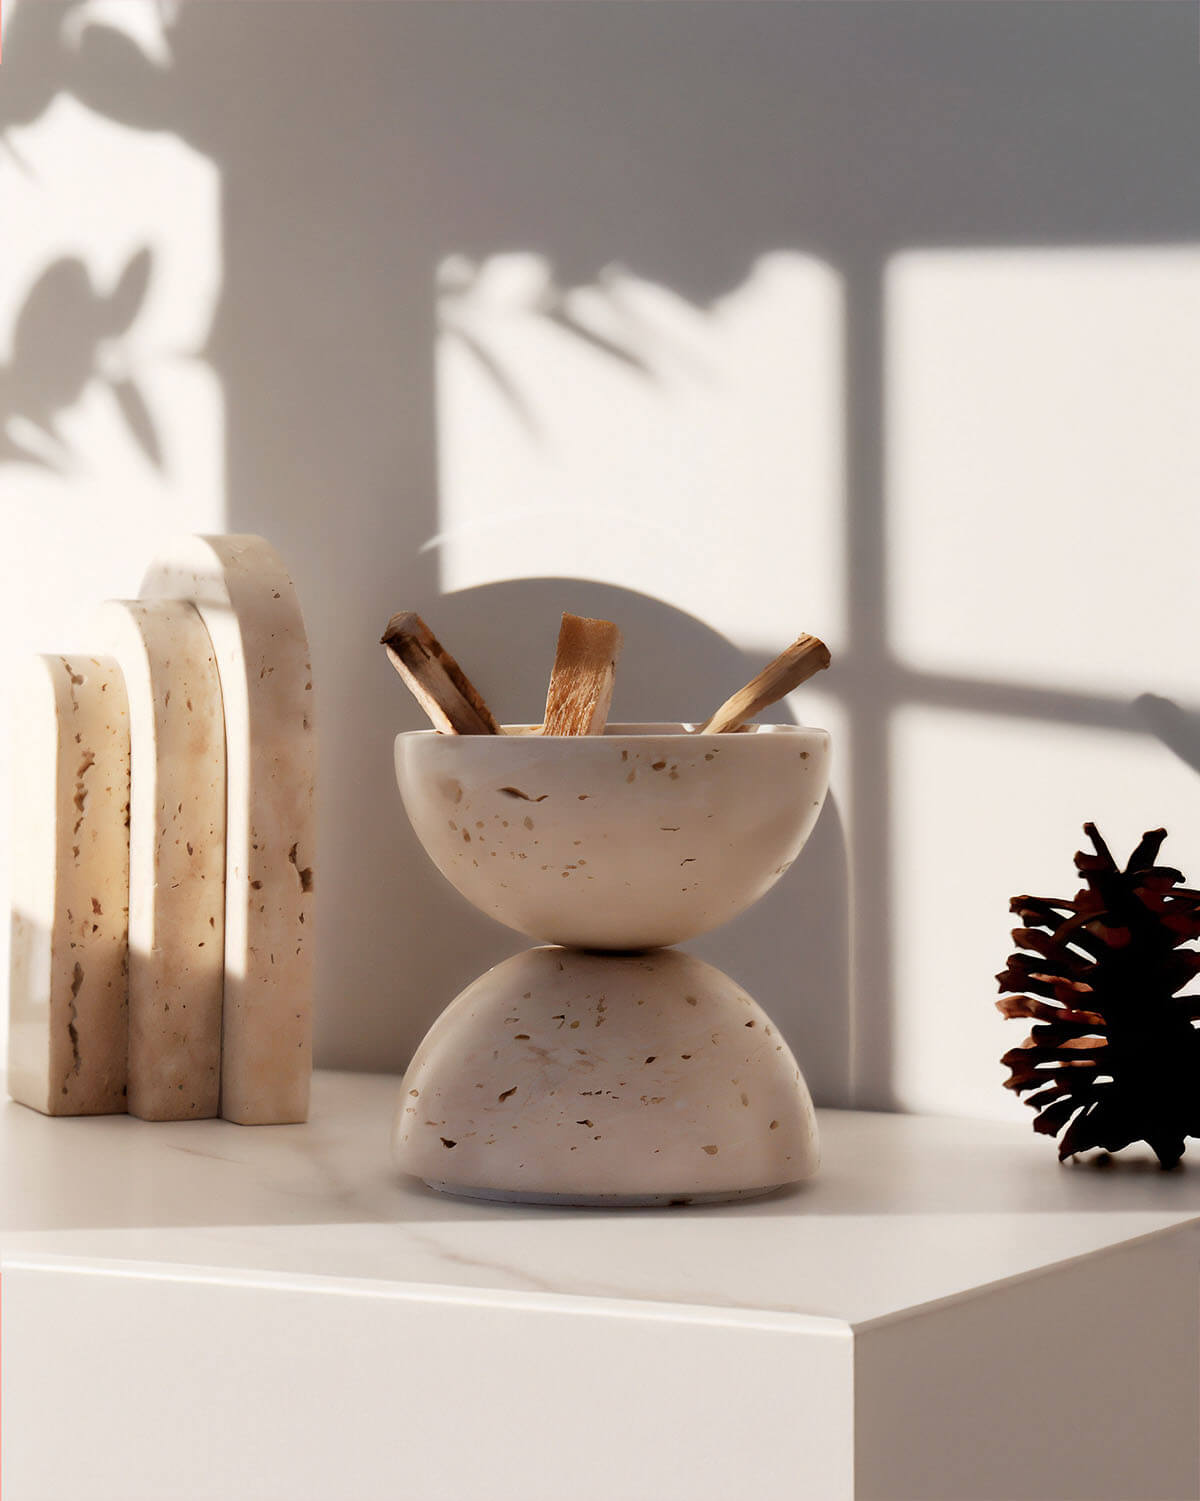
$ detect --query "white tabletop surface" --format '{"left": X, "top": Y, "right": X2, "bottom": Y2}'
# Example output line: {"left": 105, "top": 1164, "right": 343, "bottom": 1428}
{"left": 4, "top": 1070, "right": 1199, "bottom": 1329}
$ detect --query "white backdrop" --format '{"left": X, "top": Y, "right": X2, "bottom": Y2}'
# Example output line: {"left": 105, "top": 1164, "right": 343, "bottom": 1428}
{"left": 2, "top": 0, "right": 1198, "bottom": 1121}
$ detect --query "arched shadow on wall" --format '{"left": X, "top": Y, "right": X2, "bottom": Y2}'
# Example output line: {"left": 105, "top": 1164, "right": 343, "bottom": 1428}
{"left": 368, "top": 577, "right": 851, "bottom": 1100}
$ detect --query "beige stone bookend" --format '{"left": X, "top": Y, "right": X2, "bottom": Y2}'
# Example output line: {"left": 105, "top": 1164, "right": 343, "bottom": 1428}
{"left": 95, "top": 599, "right": 226, "bottom": 1121}
{"left": 7, "top": 532, "right": 315, "bottom": 1129}
{"left": 143, "top": 534, "right": 315, "bottom": 1125}
{"left": 8, "top": 655, "right": 131, "bottom": 1116}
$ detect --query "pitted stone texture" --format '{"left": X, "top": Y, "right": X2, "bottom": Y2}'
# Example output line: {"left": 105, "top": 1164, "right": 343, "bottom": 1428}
{"left": 143, "top": 535, "right": 314, "bottom": 1125}
{"left": 393, "top": 946, "right": 818, "bottom": 1204}
{"left": 395, "top": 722, "right": 830, "bottom": 950}
{"left": 95, "top": 600, "right": 225, "bottom": 1121}
{"left": 8, "top": 655, "right": 130, "bottom": 1116}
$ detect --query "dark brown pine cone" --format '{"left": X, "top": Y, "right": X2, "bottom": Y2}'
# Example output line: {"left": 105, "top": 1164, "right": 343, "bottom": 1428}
{"left": 997, "top": 823, "right": 1200, "bottom": 1168}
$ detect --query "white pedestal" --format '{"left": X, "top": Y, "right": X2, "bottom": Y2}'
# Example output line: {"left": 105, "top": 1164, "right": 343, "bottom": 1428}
{"left": 3, "top": 1072, "right": 1198, "bottom": 1500}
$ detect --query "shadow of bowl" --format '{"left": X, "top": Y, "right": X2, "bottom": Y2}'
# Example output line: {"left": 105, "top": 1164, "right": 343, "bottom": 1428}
{"left": 363, "top": 579, "right": 852, "bottom": 1104}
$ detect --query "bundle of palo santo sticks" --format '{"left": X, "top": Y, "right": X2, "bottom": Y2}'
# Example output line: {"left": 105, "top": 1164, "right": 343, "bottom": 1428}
{"left": 381, "top": 611, "right": 830, "bottom": 736}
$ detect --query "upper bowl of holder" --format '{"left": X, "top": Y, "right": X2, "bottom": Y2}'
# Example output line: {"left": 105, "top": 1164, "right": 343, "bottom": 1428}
{"left": 395, "top": 722, "right": 831, "bottom": 949}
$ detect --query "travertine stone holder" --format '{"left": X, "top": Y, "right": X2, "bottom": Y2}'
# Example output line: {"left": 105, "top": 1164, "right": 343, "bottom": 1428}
{"left": 392, "top": 722, "right": 830, "bottom": 1205}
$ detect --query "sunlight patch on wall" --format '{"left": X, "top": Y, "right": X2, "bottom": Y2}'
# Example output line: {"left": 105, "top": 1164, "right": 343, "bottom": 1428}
{"left": 890, "top": 704, "right": 1200, "bottom": 1121}
{"left": 433, "top": 251, "right": 844, "bottom": 659}
{"left": 887, "top": 247, "right": 1200, "bottom": 703}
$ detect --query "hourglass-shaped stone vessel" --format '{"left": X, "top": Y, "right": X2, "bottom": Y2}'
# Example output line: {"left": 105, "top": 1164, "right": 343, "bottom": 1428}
{"left": 391, "top": 722, "right": 831, "bottom": 1205}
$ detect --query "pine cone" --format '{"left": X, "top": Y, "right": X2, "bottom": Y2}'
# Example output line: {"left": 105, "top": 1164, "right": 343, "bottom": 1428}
{"left": 997, "top": 823, "right": 1200, "bottom": 1168}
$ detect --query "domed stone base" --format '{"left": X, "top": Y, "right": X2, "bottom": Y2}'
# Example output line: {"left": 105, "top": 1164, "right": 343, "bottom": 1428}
{"left": 393, "top": 946, "right": 819, "bottom": 1205}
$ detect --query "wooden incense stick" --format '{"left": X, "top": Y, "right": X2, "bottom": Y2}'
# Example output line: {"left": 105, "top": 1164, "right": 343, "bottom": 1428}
{"left": 542, "top": 613, "right": 623, "bottom": 735}
{"left": 700, "top": 633, "right": 831, "bottom": 734}
{"left": 381, "top": 611, "right": 502, "bottom": 734}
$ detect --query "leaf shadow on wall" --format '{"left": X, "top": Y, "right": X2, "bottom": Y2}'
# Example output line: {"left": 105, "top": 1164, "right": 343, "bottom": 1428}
{"left": 0, "top": 248, "right": 162, "bottom": 471}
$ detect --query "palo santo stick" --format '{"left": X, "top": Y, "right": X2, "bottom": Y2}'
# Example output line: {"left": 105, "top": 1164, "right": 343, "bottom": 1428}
{"left": 542, "top": 613, "right": 623, "bottom": 735}
{"left": 381, "top": 612, "right": 502, "bottom": 734}
{"left": 700, "top": 633, "right": 831, "bottom": 734}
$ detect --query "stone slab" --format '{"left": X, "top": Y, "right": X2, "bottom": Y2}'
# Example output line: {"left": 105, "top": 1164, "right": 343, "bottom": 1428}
{"left": 142, "top": 534, "right": 314, "bottom": 1125}
{"left": 94, "top": 600, "right": 225, "bottom": 1120}
{"left": 7, "top": 654, "right": 130, "bottom": 1116}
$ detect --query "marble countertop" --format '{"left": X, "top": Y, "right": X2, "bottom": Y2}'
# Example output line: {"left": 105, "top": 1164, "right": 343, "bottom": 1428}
{"left": 5, "top": 1070, "right": 1200, "bottom": 1330}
